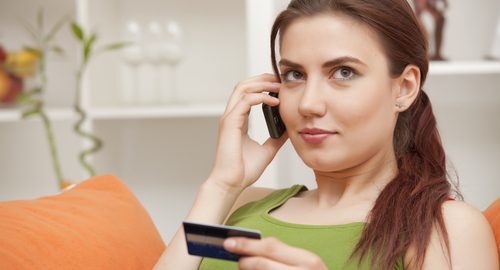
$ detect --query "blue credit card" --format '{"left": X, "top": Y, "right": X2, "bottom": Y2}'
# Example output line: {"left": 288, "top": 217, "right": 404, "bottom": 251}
{"left": 183, "top": 221, "right": 261, "bottom": 261}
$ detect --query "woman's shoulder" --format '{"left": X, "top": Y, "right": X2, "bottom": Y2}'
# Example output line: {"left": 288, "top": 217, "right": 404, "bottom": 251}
{"left": 223, "top": 186, "right": 275, "bottom": 224}
{"left": 441, "top": 200, "right": 491, "bottom": 225}
{"left": 441, "top": 201, "right": 498, "bottom": 268}
{"left": 440, "top": 200, "right": 495, "bottom": 248}
{"left": 224, "top": 185, "right": 304, "bottom": 223}
{"left": 233, "top": 186, "right": 276, "bottom": 210}
{"left": 404, "top": 200, "right": 498, "bottom": 269}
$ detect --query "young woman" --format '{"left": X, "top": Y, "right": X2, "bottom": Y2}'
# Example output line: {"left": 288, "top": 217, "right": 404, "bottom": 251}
{"left": 154, "top": 0, "right": 498, "bottom": 269}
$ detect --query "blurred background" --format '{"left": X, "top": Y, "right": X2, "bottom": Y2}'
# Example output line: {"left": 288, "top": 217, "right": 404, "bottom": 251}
{"left": 0, "top": 0, "right": 499, "bottom": 242}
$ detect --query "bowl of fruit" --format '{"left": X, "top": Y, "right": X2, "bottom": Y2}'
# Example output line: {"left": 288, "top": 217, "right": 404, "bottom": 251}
{"left": 0, "top": 45, "right": 39, "bottom": 106}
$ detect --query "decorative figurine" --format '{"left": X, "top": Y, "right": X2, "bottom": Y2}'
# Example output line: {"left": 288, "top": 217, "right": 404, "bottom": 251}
{"left": 412, "top": 0, "right": 449, "bottom": 61}
{"left": 486, "top": 14, "right": 500, "bottom": 60}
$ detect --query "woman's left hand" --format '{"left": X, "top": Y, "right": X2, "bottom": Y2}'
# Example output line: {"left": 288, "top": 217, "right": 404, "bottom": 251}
{"left": 224, "top": 237, "right": 328, "bottom": 270}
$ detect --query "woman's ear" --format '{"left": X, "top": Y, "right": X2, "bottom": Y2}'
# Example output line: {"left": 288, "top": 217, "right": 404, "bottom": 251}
{"left": 393, "top": 65, "right": 421, "bottom": 112}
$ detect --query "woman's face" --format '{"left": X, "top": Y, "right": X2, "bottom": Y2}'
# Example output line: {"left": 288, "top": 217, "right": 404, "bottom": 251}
{"left": 278, "top": 14, "right": 400, "bottom": 172}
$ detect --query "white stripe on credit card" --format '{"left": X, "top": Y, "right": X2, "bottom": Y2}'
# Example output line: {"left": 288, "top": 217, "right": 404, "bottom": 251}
{"left": 186, "top": 233, "right": 225, "bottom": 246}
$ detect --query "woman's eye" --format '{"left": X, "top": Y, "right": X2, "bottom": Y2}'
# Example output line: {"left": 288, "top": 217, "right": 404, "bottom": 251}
{"left": 332, "top": 67, "right": 356, "bottom": 80}
{"left": 282, "top": 70, "right": 304, "bottom": 82}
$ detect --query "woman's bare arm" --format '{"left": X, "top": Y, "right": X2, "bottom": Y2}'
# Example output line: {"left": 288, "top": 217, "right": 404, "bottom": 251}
{"left": 153, "top": 183, "right": 274, "bottom": 270}
{"left": 153, "top": 73, "right": 287, "bottom": 270}
{"left": 152, "top": 180, "right": 243, "bottom": 270}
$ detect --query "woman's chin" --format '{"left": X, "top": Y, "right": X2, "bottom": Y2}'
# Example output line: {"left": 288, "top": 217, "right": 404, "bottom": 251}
{"left": 300, "top": 154, "right": 349, "bottom": 172}
{"left": 290, "top": 139, "right": 355, "bottom": 171}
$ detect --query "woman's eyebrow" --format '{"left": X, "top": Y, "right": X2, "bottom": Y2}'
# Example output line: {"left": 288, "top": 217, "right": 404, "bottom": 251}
{"left": 322, "top": 56, "right": 367, "bottom": 68}
{"left": 279, "top": 56, "right": 367, "bottom": 69}
{"left": 279, "top": 59, "right": 303, "bottom": 69}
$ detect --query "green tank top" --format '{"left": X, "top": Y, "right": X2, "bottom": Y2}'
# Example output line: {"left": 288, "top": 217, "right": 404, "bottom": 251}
{"left": 198, "top": 185, "right": 405, "bottom": 270}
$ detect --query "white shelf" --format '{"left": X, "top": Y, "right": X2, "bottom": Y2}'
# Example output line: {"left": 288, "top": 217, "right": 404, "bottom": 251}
{"left": 429, "top": 60, "right": 500, "bottom": 75}
{"left": 0, "top": 104, "right": 226, "bottom": 122}
{"left": 88, "top": 104, "right": 226, "bottom": 120}
{"left": 0, "top": 108, "right": 76, "bottom": 122}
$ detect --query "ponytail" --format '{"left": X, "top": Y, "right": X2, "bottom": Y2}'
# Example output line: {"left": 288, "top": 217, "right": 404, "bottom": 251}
{"left": 351, "top": 90, "right": 461, "bottom": 269}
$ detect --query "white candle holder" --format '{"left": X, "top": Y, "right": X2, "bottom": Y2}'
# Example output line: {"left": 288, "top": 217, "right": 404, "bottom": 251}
{"left": 121, "top": 21, "right": 144, "bottom": 105}
{"left": 158, "top": 21, "right": 183, "bottom": 105}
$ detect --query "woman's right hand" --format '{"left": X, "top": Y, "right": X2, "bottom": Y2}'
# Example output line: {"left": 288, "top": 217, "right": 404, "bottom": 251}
{"left": 207, "top": 73, "right": 289, "bottom": 191}
{"left": 152, "top": 74, "right": 288, "bottom": 270}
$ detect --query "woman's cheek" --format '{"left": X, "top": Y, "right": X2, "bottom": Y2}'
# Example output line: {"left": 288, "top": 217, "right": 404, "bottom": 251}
{"left": 337, "top": 94, "right": 393, "bottom": 156}
{"left": 278, "top": 93, "right": 295, "bottom": 127}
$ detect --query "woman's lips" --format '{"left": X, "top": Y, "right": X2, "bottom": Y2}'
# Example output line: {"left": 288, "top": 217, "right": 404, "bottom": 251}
{"left": 300, "top": 133, "right": 334, "bottom": 144}
{"left": 299, "top": 130, "right": 337, "bottom": 144}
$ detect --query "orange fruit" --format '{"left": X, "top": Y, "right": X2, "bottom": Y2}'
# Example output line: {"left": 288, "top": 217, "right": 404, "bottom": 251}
{"left": 0, "top": 70, "right": 12, "bottom": 99}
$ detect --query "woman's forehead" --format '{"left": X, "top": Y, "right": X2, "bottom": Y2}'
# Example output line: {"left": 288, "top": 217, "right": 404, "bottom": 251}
{"left": 279, "top": 14, "right": 387, "bottom": 67}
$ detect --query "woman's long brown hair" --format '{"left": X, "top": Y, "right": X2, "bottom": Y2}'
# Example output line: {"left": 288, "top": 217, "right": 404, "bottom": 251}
{"left": 270, "top": 0, "right": 462, "bottom": 269}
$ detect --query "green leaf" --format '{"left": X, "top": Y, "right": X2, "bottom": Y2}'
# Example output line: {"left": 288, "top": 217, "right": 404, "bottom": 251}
{"left": 100, "top": 42, "right": 131, "bottom": 52}
{"left": 26, "top": 87, "right": 42, "bottom": 95}
{"left": 83, "top": 46, "right": 91, "bottom": 63}
{"left": 37, "top": 8, "right": 44, "bottom": 33}
{"left": 83, "top": 33, "right": 97, "bottom": 63}
{"left": 16, "top": 93, "right": 32, "bottom": 104}
{"left": 20, "top": 19, "right": 40, "bottom": 44}
{"left": 71, "top": 22, "right": 84, "bottom": 42}
{"left": 85, "top": 33, "right": 97, "bottom": 50}
{"left": 21, "top": 108, "right": 39, "bottom": 119}
{"left": 96, "top": 42, "right": 131, "bottom": 56}
{"left": 23, "top": 46, "right": 41, "bottom": 55}
{"left": 50, "top": 46, "right": 65, "bottom": 55}
{"left": 45, "top": 15, "right": 69, "bottom": 43}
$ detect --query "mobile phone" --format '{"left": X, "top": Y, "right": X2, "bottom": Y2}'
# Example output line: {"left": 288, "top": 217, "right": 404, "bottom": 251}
{"left": 262, "top": 92, "right": 286, "bottom": 138}
{"left": 183, "top": 221, "right": 262, "bottom": 261}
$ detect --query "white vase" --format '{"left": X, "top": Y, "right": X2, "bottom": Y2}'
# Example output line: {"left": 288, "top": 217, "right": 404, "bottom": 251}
{"left": 121, "top": 21, "right": 144, "bottom": 106}
{"left": 158, "top": 21, "right": 183, "bottom": 105}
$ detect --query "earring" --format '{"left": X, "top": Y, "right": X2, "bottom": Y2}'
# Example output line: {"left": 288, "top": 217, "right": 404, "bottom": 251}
{"left": 395, "top": 102, "right": 404, "bottom": 109}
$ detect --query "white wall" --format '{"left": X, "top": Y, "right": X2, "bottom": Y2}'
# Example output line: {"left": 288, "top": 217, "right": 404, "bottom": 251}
{"left": 0, "top": 1, "right": 498, "bottom": 244}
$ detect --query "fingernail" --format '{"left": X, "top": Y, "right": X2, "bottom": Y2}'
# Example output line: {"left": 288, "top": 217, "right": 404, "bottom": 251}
{"left": 224, "top": 239, "right": 237, "bottom": 249}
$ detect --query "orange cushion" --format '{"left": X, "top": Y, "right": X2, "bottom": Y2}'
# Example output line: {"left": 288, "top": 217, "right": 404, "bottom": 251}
{"left": 484, "top": 198, "right": 500, "bottom": 257}
{"left": 0, "top": 175, "right": 165, "bottom": 269}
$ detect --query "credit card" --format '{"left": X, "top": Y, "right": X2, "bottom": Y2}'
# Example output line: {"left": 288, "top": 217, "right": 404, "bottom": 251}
{"left": 183, "top": 221, "right": 261, "bottom": 261}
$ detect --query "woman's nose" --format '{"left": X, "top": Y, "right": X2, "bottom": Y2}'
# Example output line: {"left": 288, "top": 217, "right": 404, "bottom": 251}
{"left": 298, "top": 79, "right": 327, "bottom": 118}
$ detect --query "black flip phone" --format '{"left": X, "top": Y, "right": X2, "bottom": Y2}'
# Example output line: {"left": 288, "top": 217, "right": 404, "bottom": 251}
{"left": 262, "top": 92, "right": 286, "bottom": 138}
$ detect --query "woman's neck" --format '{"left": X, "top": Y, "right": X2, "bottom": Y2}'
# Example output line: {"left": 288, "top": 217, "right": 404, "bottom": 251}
{"left": 309, "top": 147, "right": 398, "bottom": 209}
